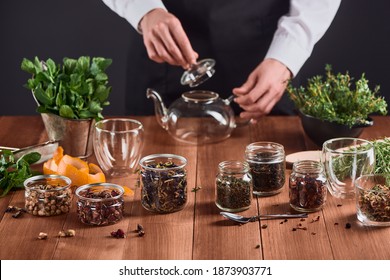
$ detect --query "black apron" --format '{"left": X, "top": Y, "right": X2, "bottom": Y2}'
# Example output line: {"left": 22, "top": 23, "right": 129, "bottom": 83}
{"left": 125, "top": 0, "right": 294, "bottom": 115}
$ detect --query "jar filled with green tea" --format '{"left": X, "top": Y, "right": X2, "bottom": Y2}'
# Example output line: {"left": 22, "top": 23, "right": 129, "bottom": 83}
{"left": 139, "top": 154, "right": 187, "bottom": 214}
{"left": 289, "top": 160, "right": 327, "bottom": 212}
{"left": 245, "top": 142, "right": 285, "bottom": 196}
{"left": 215, "top": 160, "right": 253, "bottom": 212}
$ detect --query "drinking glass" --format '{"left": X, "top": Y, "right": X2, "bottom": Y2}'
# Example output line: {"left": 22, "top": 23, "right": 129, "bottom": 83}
{"left": 94, "top": 118, "right": 144, "bottom": 177}
{"left": 322, "top": 137, "right": 375, "bottom": 199}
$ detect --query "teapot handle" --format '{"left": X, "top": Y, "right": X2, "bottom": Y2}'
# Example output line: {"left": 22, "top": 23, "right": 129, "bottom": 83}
{"left": 224, "top": 95, "right": 251, "bottom": 127}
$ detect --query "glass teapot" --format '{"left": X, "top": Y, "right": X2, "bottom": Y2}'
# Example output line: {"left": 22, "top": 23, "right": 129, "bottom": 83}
{"left": 146, "top": 88, "right": 237, "bottom": 145}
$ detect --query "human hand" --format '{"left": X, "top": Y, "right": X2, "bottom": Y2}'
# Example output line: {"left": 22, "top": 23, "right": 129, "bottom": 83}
{"left": 233, "top": 59, "right": 292, "bottom": 121}
{"left": 140, "top": 8, "right": 198, "bottom": 68}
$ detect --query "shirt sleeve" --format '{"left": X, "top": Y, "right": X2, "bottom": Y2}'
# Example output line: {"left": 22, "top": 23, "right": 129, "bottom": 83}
{"left": 265, "top": 0, "right": 341, "bottom": 77}
{"left": 101, "top": 0, "right": 167, "bottom": 32}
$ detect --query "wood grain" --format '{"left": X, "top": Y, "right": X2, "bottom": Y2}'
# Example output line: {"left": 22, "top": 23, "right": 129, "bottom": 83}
{"left": 0, "top": 115, "right": 389, "bottom": 260}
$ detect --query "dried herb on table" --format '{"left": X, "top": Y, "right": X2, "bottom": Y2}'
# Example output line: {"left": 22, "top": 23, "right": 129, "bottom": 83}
{"left": 216, "top": 175, "right": 251, "bottom": 210}
{"left": 141, "top": 161, "right": 187, "bottom": 213}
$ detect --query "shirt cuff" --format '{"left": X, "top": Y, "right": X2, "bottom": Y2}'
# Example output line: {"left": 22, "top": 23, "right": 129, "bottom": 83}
{"left": 265, "top": 34, "right": 311, "bottom": 78}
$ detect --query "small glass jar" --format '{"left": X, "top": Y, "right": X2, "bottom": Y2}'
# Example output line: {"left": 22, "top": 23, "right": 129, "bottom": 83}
{"left": 245, "top": 142, "right": 285, "bottom": 196}
{"left": 139, "top": 154, "right": 188, "bottom": 214}
{"left": 24, "top": 175, "right": 72, "bottom": 216}
{"left": 75, "top": 183, "right": 124, "bottom": 226}
{"left": 215, "top": 160, "right": 253, "bottom": 212}
{"left": 289, "top": 160, "right": 327, "bottom": 212}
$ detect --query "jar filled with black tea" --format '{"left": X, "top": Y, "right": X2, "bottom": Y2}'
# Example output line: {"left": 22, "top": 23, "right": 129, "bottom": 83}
{"left": 139, "top": 154, "right": 187, "bottom": 214}
{"left": 289, "top": 160, "right": 327, "bottom": 212}
{"left": 215, "top": 160, "right": 253, "bottom": 212}
{"left": 245, "top": 142, "right": 285, "bottom": 196}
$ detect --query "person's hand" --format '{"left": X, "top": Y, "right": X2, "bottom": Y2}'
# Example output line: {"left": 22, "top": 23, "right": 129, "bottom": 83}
{"left": 140, "top": 8, "right": 198, "bottom": 69}
{"left": 233, "top": 58, "right": 292, "bottom": 121}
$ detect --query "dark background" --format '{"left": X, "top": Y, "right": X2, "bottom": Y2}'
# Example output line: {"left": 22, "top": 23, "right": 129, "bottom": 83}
{"left": 1, "top": 0, "right": 389, "bottom": 116}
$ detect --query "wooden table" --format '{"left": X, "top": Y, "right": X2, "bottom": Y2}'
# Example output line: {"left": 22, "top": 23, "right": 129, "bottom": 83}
{"left": 0, "top": 115, "right": 389, "bottom": 260}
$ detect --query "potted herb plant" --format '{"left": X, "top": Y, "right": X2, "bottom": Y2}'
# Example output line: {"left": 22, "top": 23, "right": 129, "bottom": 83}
{"left": 287, "top": 65, "right": 388, "bottom": 146}
{"left": 21, "top": 56, "right": 112, "bottom": 158}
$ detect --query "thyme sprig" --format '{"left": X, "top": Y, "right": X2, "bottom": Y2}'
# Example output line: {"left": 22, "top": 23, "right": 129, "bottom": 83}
{"left": 287, "top": 65, "right": 388, "bottom": 127}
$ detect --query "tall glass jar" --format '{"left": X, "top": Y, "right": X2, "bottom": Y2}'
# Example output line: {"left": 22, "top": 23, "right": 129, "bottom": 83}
{"left": 215, "top": 160, "right": 253, "bottom": 212}
{"left": 289, "top": 160, "right": 327, "bottom": 212}
{"left": 245, "top": 142, "right": 285, "bottom": 196}
{"left": 139, "top": 154, "right": 188, "bottom": 214}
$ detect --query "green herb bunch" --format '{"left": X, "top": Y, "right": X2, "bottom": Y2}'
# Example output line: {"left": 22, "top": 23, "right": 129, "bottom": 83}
{"left": 0, "top": 151, "right": 40, "bottom": 197}
{"left": 21, "top": 56, "right": 112, "bottom": 121}
{"left": 287, "top": 65, "right": 388, "bottom": 127}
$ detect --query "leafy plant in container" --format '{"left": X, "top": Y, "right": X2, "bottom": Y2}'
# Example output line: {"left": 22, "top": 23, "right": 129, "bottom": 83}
{"left": 287, "top": 65, "right": 388, "bottom": 146}
{"left": 21, "top": 56, "right": 112, "bottom": 158}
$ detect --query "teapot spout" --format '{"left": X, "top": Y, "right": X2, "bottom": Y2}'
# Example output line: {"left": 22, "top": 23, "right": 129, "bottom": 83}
{"left": 146, "top": 88, "right": 169, "bottom": 130}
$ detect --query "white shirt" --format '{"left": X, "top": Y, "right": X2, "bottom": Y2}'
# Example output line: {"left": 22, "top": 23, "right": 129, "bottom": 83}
{"left": 102, "top": 0, "right": 341, "bottom": 76}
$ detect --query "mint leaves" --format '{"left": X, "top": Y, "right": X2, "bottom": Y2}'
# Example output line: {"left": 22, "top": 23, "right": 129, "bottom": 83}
{"left": 0, "top": 151, "right": 41, "bottom": 197}
{"left": 21, "top": 56, "right": 112, "bottom": 121}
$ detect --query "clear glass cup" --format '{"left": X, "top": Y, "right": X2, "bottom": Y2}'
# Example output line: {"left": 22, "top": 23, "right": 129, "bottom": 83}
{"left": 139, "top": 154, "right": 187, "bottom": 214}
{"left": 355, "top": 174, "right": 390, "bottom": 226}
{"left": 322, "top": 137, "right": 375, "bottom": 199}
{"left": 93, "top": 118, "right": 144, "bottom": 177}
{"left": 24, "top": 174, "right": 72, "bottom": 216}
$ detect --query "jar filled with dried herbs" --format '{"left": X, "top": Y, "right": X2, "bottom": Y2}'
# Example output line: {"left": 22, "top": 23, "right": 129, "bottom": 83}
{"left": 289, "top": 160, "right": 327, "bottom": 212}
{"left": 215, "top": 160, "right": 253, "bottom": 212}
{"left": 140, "top": 154, "right": 187, "bottom": 214}
{"left": 245, "top": 142, "right": 285, "bottom": 196}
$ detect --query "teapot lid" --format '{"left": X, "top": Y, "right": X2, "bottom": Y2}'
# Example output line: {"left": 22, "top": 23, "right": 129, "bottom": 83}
{"left": 180, "top": 58, "right": 216, "bottom": 87}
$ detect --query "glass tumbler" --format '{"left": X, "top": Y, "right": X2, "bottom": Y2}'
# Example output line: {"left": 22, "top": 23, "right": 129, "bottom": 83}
{"left": 322, "top": 137, "right": 375, "bottom": 199}
{"left": 355, "top": 174, "right": 390, "bottom": 226}
{"left": 94, "top": 118, "right": 144, "bottom": 177}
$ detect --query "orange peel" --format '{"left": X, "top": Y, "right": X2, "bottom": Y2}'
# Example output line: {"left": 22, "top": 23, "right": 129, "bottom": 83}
{"left": 43, "top": 146, "right": 106, "bottom": 187}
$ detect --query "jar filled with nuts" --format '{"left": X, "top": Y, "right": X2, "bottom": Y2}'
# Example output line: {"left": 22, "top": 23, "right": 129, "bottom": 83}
{"left": 289, "top": 160, "right": 327, "bottom": 212}
{"left": 24, "top": 175, "right": 72, "bottom": 216}
{"left": 75, "top": 183, "right": 124, "bottom": 226}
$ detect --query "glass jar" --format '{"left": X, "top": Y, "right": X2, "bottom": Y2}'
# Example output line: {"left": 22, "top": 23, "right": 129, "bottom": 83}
{"left": 245, "top": 142, "right": 285, "bottom": 196}
{"left": 24, "top": 174, "right": 72, "bottom": 216}
{"left": 215, "top": 160, "right": 253, "bottom": 212}
{"left": 289, "top": 160, "right": 327, "bottom": 212}
{"left": 75, "top": 183, "right": 124, "bottom": 226}
{"left": 139, "top": 154, "right": 188, "bottom": 214}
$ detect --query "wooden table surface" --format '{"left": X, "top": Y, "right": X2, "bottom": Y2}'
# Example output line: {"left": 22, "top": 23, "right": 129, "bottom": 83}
{"left": 0, "top": 115, "right": 389, "bottom": 260}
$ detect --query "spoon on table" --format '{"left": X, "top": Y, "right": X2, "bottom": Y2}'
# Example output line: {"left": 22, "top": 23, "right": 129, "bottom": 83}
{"left": 220, "top": 211, "right": 308, "bottom": 224}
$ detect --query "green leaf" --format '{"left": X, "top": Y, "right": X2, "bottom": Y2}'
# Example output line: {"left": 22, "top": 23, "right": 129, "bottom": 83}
{"left": 94, "top": 72, "right": 108, "bottom": 81}
{"left": 21, "top": 58, "right": 36, "bottom": 74}
{"left": 34, "top": 85, "right": 53, "bottom": 106}
{"left": 59, "top": 105, "right": 76, "bottom": 119}
{"left": 17, "top": 152, "right": 41, "bottom": 165}
{"left": 88, "top": 100, "right": 102, "bottom": 114}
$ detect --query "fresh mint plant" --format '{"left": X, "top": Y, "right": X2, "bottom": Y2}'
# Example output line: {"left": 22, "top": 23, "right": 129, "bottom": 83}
{"left": 0, "top": 151, "right": 41, "bottom": 197}
{"left": 287, "top": 65, "right": 388, "bottom": 127}
{"left": 21, "top": 56, "right": 112, "bottom": 121}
